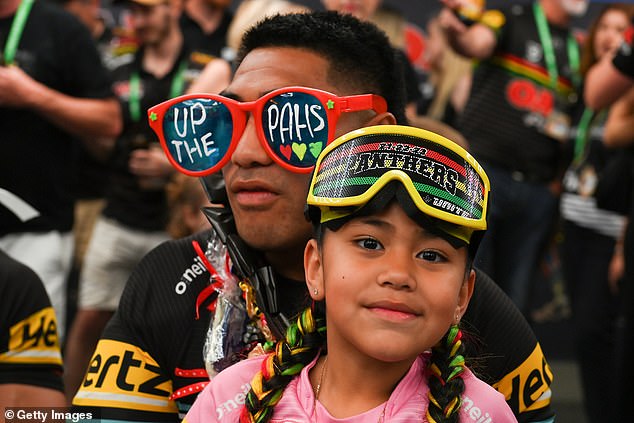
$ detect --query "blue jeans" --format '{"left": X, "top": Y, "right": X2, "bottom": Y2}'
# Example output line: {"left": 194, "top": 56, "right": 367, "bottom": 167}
{"left": 474, "top": 163, "right": 558, "bottom": 314}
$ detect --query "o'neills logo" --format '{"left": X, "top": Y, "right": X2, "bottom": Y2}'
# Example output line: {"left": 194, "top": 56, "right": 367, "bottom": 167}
{"left": 174, "top": 255, "right": 208, "bottom": 294}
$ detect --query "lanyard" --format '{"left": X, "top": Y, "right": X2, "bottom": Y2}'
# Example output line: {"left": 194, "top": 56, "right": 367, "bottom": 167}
{"left": 129, "top": 60, "right": 188, "bottom": 122}
{"left": 573, "top": 107, "right": 605, "bottom": 165}
{"left": 533, "top": 2, "right": 580, "bottom": 91}
{"left": 2, "top": 0, "right": 35, "bottom": 65}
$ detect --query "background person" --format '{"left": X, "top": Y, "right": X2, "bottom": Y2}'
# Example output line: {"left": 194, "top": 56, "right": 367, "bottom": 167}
{"left": 166, "top": 174, "right": 214, "bottom": 239}
{"left": 62, "top": 0, "right": 231, "bottom": 401}
{"left": 584, "top": 15, "right": 634, "bottom": 417}
{"left": 180, "top": 0, "right": 233, "bottom": 59}
{"left": 584, "top": 12, "right": 634, "bottom": 109}
{"left": 0, "top": 250, "right": 65, "bottom": 408}
{"left": 558, "top": 5, "right": 634, "bottom": 422}
{"left": 417, "top": 13, "right": 472, "bottom": 127}
{"left": 0, "top": 0, "right": 122, "bottom": 342}
{"left": 223, "top": 0, "right": 308, "bottom": 60}
{"left": 439, "top": 0, "right": 587, "bottom": 315}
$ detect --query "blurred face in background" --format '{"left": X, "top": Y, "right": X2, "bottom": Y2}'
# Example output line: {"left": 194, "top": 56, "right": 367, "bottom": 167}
{"left": 560, "top": 0, "right": 589, "bottom": 17}
{"left": 423, "top": 18, "right": 446, "bottom": 71}
{"left": 321, "top": 0, "right": 382, "bottom": 21}
{"left": 129, "top": 1, "right": 174, "bottom": 46}
{"left": 593, "top": 8, "right": 630, "bottom": 60}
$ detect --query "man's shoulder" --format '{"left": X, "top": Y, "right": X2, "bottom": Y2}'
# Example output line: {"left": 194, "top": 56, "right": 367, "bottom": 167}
{"left": 123, "top": 229, "right": 214, "bottom": 298}
{"left": 461, "top": 367, "right": 517, "bottom": 421}
{"left": 465, "top": 268, "right": 538, "bottom": 351}
{"left": 186, "top": 357, "right": 262, "bottom": 422}
{"left": 0, "top": 252, "right": 63, "bottom": 385}
{"left": 464, "top": 269, "right": 553, "bottom": 420}
{"left": 0, "top": 251, "right": 55, "bottom": 325}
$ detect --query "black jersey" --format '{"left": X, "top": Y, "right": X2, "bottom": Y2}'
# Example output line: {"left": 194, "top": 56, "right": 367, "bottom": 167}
{"left": 462, "top": 270, "right": 553, "bottom": 422}
{"left": 179, "top": 11, "right": 232, "bottom": 59}
{"left": 0, "top": 251, "right": 64, "bottom": 391}
{"left": 0, "top": 1, "right": 114, "bottom": 235}
{"left": 73, "top": 227, "right": 554, "bottom": 422}
{"left": 101, "top": 48, "right": 215, "bottom": 231}
{"left": 458, "top": 4, "right": 579, "bottom": 183}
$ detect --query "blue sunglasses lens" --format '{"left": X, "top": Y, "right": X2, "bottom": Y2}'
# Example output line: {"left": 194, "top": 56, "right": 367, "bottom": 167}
{"left": 163, "top": 98, "right": 233, "bottom": 174}
{"left": 262, "top": 91, "right": 330, "bottom": 168}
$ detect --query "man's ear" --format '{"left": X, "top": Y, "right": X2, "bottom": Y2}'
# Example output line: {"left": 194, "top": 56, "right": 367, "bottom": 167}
{"left": 364, "top": 111, "right": 397, "bottom": 127}
{"left": 304, "top": 239, "right": 325, "bottom": 301}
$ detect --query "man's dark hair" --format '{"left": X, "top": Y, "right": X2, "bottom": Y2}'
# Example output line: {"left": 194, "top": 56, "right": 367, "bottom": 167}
{"left": 237, "top": 11, "right": 408, "bottom": 124}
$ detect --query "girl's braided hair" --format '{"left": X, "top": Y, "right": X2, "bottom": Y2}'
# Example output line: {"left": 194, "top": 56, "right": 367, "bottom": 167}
{"left": 239, "top": 305, "right": 467, "bottom": 423}
{"left": 239, "top": 306, "right": 327, "bottom": 423}
{"left": 426, "top": 325, "right": 467, "bottom": 423}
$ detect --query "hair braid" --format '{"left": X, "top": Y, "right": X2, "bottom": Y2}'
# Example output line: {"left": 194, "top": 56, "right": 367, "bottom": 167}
{"left": 426, "top": 325, "right": 466, "bottom": 423}
{"left": 240, "top": 306, "right": 326, "bottom": 423}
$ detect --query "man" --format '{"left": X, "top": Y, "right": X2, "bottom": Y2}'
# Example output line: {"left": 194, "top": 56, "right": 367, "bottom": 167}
{"left": 439, "top": 0, "right": 587, "bottom": 314}
{"left": 0, "top": 250, "right": 65, "bottom": 408}
{"left": 180, "top": 0, "right": 232, "bottom": 59}
{"left": 62, "top": 0, "right": 230, "bottom": 401}
{"left": 73, "top": 11, "right": 554, "bottom": 423}
{"left": 320, "top": 0, "right": 423, "bottom": 122}
{"left": 0, "top": 0, "right": 122, "bottom": 340}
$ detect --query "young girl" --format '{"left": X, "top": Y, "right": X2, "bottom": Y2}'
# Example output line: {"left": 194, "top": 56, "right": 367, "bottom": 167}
{"left": 184, "top": 125, "right": 516, "bottom": 422}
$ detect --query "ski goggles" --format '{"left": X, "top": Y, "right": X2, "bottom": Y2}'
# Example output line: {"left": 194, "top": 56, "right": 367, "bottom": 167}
{"left": 307, "top": 125, "right": 490, "bottom": 243}
{"left": 147, "top": 86, "right": 387, "bottom": 176}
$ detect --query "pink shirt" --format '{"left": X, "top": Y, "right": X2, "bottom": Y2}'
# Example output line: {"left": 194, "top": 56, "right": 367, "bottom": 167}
{"left": 184, "top": 354, "right": 517, "bottom": 422}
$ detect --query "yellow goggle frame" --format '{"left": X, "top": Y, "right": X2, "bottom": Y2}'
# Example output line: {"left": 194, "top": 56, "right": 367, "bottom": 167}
{"left": 307, "top": 125, "right": 490, "bottom": 242}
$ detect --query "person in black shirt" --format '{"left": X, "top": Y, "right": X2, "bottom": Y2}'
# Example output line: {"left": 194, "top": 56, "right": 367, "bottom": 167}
{"left": 0, "top": 0, "right": 121, "bottom": 343}
{"left": 73, "top": 11, "right": 554, "bottom": 423}
{"left": 440, "top": 0, "right": 585, "bottom": 315}
{"left": 0, "top": 250, "right": 65, "bottom": 408}
{"left": 180, "top": 0, "right": 232, "bottom": 59}
{"left": 584, "top": 15, "right": 634, "bottom": 420}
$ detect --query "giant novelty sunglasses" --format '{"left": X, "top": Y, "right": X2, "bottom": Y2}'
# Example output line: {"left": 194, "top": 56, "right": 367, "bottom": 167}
{"left": 307, "top": 125, "right": 490, "bottom": 239}
{"left": 147, "top": 86, "right": 388, "bottom": 176}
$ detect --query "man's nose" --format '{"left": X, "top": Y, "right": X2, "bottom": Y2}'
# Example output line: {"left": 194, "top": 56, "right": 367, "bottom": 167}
{"left": 230, "top": 115, "right": 274, "bottom": 168}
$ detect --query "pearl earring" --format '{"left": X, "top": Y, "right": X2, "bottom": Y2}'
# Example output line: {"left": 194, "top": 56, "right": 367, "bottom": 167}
{"left": 313, "top": 288, "right": 318, "bottom": 295}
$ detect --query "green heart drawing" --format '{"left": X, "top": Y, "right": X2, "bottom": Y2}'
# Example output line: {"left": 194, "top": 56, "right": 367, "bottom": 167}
{"left": 309, "top": 142, "right": 323, "bottom": 158}
{"left": 292, "top": 143, "right": 307, "bottom": 161}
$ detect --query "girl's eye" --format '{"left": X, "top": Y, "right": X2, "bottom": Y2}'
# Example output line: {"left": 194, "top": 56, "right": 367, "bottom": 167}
{"left": 357, "top": 237, "right": 383, "bottom": 250}
{"left": 419, "top": 250, "right": 446, "bottom": 262}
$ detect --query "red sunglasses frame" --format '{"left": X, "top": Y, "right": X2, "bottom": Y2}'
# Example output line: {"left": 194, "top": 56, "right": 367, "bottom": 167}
{"left": 147, "top": 86, "right": 388, "bottom": 176}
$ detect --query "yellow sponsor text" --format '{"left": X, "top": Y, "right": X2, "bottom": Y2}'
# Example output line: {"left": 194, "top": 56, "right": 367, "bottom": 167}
{"left": 73, "top": 339, "right": 177, "bottom": 414}
{"left": 1, "top": 307, "right": 61, "bottom": 366}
